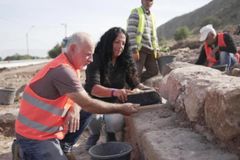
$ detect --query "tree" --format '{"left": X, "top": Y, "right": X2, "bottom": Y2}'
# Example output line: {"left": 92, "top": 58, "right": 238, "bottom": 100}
{"left": 48, "top": 43, "right": 62, "bottom": 58}
{"left": 0, "top": 57, "right": 2, "bottom": 61}
{"left": 174, "top": 26, "right": 191, "bottom": 41}
{"left": 201, "top": 16, "right": 221, "bottom": 28}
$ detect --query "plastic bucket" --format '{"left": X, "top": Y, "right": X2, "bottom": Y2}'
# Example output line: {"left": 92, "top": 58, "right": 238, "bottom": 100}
{"left": 157, "top": 55, "right": 175, "bottom": 75}
{"left": 0, "top": 87, "right": 16, "bottom": 105}
{"left": 89, "top": 142, "right": 132, "bottom": 160}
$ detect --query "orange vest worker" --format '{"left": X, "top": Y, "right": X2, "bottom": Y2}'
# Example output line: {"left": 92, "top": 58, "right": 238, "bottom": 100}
{"left": 15, "top": 53, "right": 77, "bottom": 140}
{"left": 204, "top": 33, "right": 226, "bottom": 67}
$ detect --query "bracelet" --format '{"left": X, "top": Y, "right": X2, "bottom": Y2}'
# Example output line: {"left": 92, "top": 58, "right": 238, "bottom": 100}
{"left": 111, "top": 89, "right": 116, "bottom": 97}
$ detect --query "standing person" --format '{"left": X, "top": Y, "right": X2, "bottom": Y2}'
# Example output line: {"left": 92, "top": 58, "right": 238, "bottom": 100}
{"left": 14, "top": 32, "right": 138, "bottom": 160}
{"left": 84, "top": 27, "right": 150, "bottom": 150}
{"left": 127, "top": 0, "right": 160, "bottom": 82}
{"left": 196, "top": 24, "right": 237, "bottom": 69}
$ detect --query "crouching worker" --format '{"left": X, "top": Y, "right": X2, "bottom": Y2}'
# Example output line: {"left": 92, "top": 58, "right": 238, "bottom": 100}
{"left": 196, "top": 24, "right": 238, "bottom": 70}
{"left": 83, "top": 27, "right": 151, "bottom": 150}
{"left": 14, "top": 32, "right": 138, "bottom": 160}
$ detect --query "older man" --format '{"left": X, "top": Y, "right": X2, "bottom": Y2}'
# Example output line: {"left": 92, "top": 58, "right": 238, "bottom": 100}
{"left": 196, "top": 24, "right": 237, "bottom": 69}
{"left": 15, "top": 32, "right": 138, "bottom": 160}
{"left": 127, "top": 0, "right": 160, "bottom": 82}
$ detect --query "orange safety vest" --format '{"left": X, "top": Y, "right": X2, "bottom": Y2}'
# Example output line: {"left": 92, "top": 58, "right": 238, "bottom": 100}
{"left": 204, "top": 33, "right": 226, "bottom": 67}
{"left": 15, "top": 53, "right": 77, "bottom": 140}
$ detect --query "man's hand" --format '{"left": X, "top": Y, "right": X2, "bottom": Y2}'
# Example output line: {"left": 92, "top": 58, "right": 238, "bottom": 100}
{"left": 113, "top": 89, "right": 133, "bottom": 102}
{"left": 118, "top": 103, "right": 139, "bottom": 116}
{"left": 132, "top": 50, "right": 140, "bottom": 61}
{"left": 66, "top": 104, "right": 81, "bottom": 133}
{"left": 154, "top": 50, "right": 161, "bottom": 60}
{"left": 211, "top": 46, "right": 219, "bottom": 57}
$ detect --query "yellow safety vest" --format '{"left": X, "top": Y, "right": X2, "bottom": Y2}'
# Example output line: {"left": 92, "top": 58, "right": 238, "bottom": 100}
{"left": 132, "top": 7, "right": 158, "bottom": 52}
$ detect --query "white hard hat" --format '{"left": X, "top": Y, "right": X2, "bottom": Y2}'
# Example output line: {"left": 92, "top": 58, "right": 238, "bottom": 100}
{"left": 199, "top": 24, "right": 216, "bottom": 41}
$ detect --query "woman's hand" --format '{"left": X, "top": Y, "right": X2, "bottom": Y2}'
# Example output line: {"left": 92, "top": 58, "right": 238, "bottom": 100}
{"left": 136, "top": 83, "right": 153, "bottom": 90}
{"left": 113, "top": 89, "right": 132, "bottom": 102}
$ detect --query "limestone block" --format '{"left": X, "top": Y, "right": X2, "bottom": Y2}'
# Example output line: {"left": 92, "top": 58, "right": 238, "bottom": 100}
{"left": 205, "top": 75, "right": 240, "bottom": 140}
{"left": 142, "top": 129, "right": 238, "bottom": 160}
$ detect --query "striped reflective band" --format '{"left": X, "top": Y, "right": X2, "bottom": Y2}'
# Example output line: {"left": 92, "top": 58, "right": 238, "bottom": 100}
{"left": 17, "top": 113, "right": 62, "bottom": 133}
{"left": 22, "top": 92, "right": 68, "bottom": 117}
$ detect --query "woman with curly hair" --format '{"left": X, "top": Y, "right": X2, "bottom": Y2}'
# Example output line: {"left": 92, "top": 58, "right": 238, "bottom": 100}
{"left": 84, "top": 27, "right": 149, "bottom": 150}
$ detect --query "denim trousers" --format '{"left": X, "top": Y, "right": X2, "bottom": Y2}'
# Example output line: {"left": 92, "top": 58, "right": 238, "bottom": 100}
{"left": 16, "top": 138, "right": 68, "bottom": 160}
{"left": 219, "top": 51, "right": 237, "bottom": 68}
{"left": 60, "top": 110, "right": 92, "bottom": 152}
{"left": 17, "top": 110, "right": 92, "bottom": 159}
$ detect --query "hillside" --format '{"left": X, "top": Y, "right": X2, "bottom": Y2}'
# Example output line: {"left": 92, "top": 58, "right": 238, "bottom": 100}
{"left": 157, "top": 0, "right": 240, "bottom": 39}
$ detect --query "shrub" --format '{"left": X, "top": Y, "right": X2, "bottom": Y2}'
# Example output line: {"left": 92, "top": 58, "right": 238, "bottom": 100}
{"left": 201, "top": 16, "right": 221, "bottom": 28}
{"left": 158, "top": 37, "right": 170, "bottom": 52}
{"left": 174, "top": 26, "right": 191, "bottom": 41}
{"left": 48, "top": 43, "right": 62, "bottom": 58}
{"left": 4, "top": 53, "right": 34, "bottom": 61}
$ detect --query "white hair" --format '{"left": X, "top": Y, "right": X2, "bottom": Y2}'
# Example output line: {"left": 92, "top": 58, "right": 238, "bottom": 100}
{"left": 65, "top": 32, "right": 94, "bottom": 52}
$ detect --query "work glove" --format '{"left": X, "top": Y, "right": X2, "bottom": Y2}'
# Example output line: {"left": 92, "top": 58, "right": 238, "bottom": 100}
{"left": 132, "top": 50, "right": 140, "bottom": 61}
{"left": 153, "top": 50, "right": 161, "bottom": 60}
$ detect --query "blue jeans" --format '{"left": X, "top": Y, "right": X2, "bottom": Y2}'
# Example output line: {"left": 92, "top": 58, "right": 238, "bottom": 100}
{"left": 219, "top": 51, "right": 237, "bottom": 69}
{"left": 17, "top": 110, "right": 92, "bottom": 159}
{"left": 60, "top": 110, "right": 92, "bottom": 152}
{"left": 16, "top": 138, "right": 67, "bottom": 160}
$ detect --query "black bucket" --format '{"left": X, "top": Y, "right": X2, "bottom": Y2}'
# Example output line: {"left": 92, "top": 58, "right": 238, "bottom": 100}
{"left": 89, "top": 142, "right": 132, "bottom": 160}
{"left": 157, "top": 55, "right": 175, "bottom": 75}
{"left": 0, "top": 87, "right": 16, "bottom": 105}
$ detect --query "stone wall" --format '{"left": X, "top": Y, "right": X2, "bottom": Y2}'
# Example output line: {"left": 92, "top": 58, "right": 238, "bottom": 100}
{"left": 155, "top": 62, "right": 240, "bottom": 141}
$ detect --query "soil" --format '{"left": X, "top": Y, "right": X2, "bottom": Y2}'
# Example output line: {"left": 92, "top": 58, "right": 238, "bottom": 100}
{"left": 0, "top": 63, "right": 93, "bottom": 160}
{"left": 1, "top": 59, "right": 240, "bottom": 159}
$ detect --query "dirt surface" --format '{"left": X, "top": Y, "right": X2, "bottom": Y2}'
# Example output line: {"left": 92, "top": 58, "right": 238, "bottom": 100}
{"left": 0, "top": 63, "right": 93, "bottom": 160}
{"left": 1, "top": 57, "right": 240, "bottom": 159}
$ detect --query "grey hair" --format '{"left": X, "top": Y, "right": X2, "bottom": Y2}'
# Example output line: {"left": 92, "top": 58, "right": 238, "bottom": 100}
{"left": 65, "top": 32, "right": 94, "bottom": 52}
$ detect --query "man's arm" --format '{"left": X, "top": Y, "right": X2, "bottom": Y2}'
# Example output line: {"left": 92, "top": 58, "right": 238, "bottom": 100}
{"left": 220, "top": 33, "right": 237, "bottom": 54}
{"left": 66, "top": 90, "right": 138, "bottom": 116}
{"left": 127, "top": 9, "right": 140, "bottom": 61}
{"left": 195, "top": 46, "right": 207, "bottom": 65}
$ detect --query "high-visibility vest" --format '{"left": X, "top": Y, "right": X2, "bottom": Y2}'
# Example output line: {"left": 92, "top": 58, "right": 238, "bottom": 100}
{"left": 132, "top": 7, "right": 158, "bottom": 51}
{"left": 204, "top": 33, "right": 226, "bottom": 67}
{"left": 15, "top": 53, "right": 77, "bottom": 140}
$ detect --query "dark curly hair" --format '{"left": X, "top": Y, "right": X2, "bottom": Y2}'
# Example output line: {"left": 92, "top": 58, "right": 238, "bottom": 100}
{"left": 95, "top": 27, "right": 129, "bottom": 65}
{"left": 94, "top": 27, "right": 139, "bottom": 87}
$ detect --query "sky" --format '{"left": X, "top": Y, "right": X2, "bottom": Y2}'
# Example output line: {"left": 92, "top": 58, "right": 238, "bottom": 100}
{"left": 0, "top": 0, "right": 212, "bottom": 58}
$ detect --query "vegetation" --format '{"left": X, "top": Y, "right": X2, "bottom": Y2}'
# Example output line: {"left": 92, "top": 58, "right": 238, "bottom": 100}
{"left": 201, "top": 16, "right": 221, "bottom": 28}
{"left": 174, "top": 26, "right": 191, "bottom": 41}
{"left": 48, "top": 43, "right": 62, "bottom": 58}
{"left": 0, "top": 57, "right": 2, "bottom": 61}
{"left": 3, "top": 53, "right": 40, "bottom": 61}
{"left": 157, "top": 0, "right": 240, "bottom": 39}
{"left": 158, "top": 38, "right": 170, "bottom": 52}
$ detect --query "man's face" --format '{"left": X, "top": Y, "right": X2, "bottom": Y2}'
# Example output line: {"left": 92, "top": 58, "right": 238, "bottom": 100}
{"left": 141, "top": 0, "right": 153, "bottom": 10}
{"left": 205, "top": 32, "right": 215, "bottom": 45}
{"left": 72, "top": 42, "right": 94, "bottom": 70}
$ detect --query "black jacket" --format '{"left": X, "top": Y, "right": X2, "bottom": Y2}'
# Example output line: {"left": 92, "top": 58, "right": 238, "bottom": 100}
{"left": 195, "top": 33, "right": 237, "bottom": 65}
